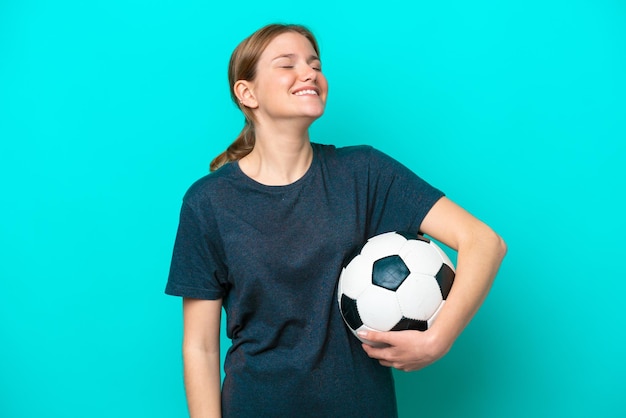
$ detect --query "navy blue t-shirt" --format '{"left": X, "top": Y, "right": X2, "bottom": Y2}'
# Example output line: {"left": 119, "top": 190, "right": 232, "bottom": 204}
{"left": 166, "top": 143, "right": 444, "bottom": 417}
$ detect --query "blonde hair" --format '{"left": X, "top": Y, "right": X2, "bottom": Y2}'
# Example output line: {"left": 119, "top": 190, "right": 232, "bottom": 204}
{"left": 209, "top": 24, "right": 321, "bottom": 172}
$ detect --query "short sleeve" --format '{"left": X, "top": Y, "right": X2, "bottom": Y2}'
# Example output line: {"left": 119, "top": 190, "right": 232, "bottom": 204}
{"left": 366, "top": 147, "right": 445, "bottom": 235}
{"left": 165, "top": 200, "right": 228, "bottom": 300}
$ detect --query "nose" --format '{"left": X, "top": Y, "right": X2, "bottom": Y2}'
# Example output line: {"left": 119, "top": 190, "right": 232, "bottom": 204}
{"left": 300, "top": 65, "right": 317, "bottom": 82}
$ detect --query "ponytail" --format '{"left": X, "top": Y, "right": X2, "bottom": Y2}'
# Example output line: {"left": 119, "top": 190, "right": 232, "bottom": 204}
{"left": 209, "top": 120, "right": 255, "bottom": 172}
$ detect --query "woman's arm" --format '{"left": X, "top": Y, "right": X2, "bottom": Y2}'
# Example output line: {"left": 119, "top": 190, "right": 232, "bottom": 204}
{"left": 360, "top": 197, "right": 507, "bottom": 371}
{"left": 182, "top": 298, "right": 223, "bottom": 417}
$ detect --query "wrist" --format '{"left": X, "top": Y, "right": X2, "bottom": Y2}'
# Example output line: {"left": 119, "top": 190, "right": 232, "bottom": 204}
{"left": 425, "top": 326, "right": 455, "bottom": 358}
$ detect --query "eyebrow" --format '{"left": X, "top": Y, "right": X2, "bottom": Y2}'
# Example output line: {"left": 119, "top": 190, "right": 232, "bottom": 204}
{"left": 272, "top": 53, "right": 321, "bottom": 63}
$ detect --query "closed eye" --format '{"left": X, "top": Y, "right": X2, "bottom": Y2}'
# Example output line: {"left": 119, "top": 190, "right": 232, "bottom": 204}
{"left": 310, "top": 60, "right": 322, "bottom": 71}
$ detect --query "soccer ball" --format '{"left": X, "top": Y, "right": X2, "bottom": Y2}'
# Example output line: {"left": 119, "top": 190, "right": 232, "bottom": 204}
{"left": 337, "top": 231, "right": 455, "bottom": 346}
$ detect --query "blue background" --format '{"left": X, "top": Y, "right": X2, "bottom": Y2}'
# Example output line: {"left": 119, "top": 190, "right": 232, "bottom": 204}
{"left": 1, "top": 0, "right": 624, "bottom": 417}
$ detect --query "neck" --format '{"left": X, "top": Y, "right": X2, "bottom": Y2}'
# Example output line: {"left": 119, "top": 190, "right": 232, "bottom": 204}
{"left": 239, "top": 123, "right": 314, "bottom": 186}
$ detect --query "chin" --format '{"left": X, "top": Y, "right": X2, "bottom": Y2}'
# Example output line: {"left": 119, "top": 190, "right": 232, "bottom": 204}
{"left": 302, "top": 106, "right": 326, "bottom": 119}
{"left": 302, "top": 112, "right": 324, "bottom": 122}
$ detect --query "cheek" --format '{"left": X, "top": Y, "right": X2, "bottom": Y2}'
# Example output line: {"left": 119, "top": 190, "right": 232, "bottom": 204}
{"left": 256, "top": 74, "right": 292, "bottom": 95}
{"left": 268, "top": 72, "right": 294, "bottom": 85}
{"left": 263, "top": 76, "right": 295, "bottom": 100}
{"left": 318, "top": 75, "right": 329, "bottom": 96}
{"left": 279, "top": 73, "right": 296, "bottom": 88}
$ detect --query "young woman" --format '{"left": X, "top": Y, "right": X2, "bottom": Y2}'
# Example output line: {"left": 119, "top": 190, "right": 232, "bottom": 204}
{"left": 166, "top": 23, "right": 507, "bottom": 418}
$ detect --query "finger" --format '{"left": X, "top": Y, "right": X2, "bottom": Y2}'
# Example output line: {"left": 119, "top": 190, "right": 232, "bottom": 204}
{"left": 361, "top": 343, "right": 382, "bottom": 359}
{"left": 358, "top": 330, "right": 393, "bottom": 346}
{"left": 361, "top": 343, "right": 377, "bottom": 357}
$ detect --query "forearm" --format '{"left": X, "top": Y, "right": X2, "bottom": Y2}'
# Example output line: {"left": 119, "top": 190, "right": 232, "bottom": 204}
{"left": 183, "top": 346, "right": 222, "bottom": 418}
{"left": 429, "top": 227, "right": 507, "bottom": 353}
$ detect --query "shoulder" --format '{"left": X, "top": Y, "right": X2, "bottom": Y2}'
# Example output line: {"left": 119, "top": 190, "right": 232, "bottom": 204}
{"left": 181, "top": 163, "right": 238, "bottom": 209}
{"left": 313, "top": 142, "right": 380, "bottom": 166}
{"left": 313, "top": 142, "right": 373, "bottom": 156}
{"left": 313, "top": 142, "right": 401, "bottom": 171}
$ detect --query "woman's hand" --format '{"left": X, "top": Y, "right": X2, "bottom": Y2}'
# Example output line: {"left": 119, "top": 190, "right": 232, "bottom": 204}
{"left": 358, "top": 329, "right": 450, "bottom": 372}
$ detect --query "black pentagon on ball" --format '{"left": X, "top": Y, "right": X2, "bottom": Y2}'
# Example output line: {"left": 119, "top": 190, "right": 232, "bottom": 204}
{"left": 396, "top": 231, "right": 418, "bottom": 241}
{"left": 396, "top": 231, "right": 430, "bottom": 244}
{"left": 340, "top": 294, "right": 363, "bottom": 330}
{"left": 391, "top": 317, "right": 429, "bottom": 332}
{"left": 436, "top": 263, "right": 455, "bottom": 299}
{"left": 372, "top": 255, "right": 410, "bottom": 291}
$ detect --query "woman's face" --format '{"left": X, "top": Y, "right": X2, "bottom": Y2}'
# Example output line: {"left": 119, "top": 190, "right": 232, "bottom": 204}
{"left": 246, "top": 32, "right": 328, "bottom": 124}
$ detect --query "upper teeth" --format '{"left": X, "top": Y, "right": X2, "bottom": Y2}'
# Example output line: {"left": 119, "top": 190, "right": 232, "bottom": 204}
{"left": 294, "top": 89, "right": 318, "bottom": 96}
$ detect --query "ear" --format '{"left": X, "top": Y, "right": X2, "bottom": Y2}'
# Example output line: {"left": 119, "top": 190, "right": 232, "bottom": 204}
{"left": 234, "top": 80, "right": 258, "bottom": 109}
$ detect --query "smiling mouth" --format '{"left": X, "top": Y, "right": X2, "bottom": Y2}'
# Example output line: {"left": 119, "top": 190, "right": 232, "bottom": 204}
{"left": 293, "top": 89, "right": 319, "bottom": 96}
